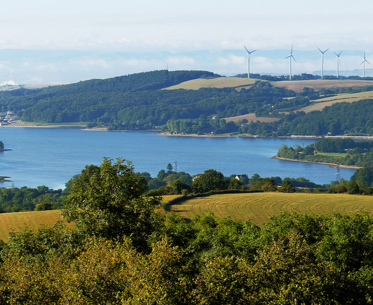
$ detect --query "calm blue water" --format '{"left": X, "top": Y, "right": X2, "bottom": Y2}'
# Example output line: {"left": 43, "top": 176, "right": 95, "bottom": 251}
{"left": 0, "top": 128, "right": 356, "bottom": 189}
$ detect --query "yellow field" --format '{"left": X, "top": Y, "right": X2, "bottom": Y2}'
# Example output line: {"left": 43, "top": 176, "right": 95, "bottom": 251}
{"left": 0, "top": 210, "right": 73, "bottom": 241}
{"left": 273, "top": 80, "right": 373, "bottom": 93}
{"left": 164, "top": 77, "right": 260, "bottom": 90}
{"left": 162, "top": 195, "right": 182, "bottom": 203}
{"left": 168, "top": 193, "right": 373, "bottom": 225}
{"left": 294, "top": 91, "right": 373, "bottom": 113}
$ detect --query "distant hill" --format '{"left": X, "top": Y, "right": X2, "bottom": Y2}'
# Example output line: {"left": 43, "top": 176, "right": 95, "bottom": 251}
{"left": 2, "top": 69, "right": 373, "bottom": 137}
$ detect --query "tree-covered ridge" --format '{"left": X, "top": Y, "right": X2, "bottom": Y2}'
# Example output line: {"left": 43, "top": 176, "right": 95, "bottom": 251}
{"left": 16, "top": 81, "right": 296, "bottom": 129}
{"left": 0, "top": 70, "right": 219, "bottom": 112}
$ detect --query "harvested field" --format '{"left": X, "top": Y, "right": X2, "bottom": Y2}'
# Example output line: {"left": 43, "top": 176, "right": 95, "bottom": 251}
{"left": 273, "top": 80, "right": 373, "bottom": 93}
{"left": 224, "top": 113, "right": 280, "bottom": 123}
{"left": 162, "top": 195, "right": 182, "bottom": 203}
{"left": 295, "top": 91, "right": 373, "bottom": 113}
{"left": 164, "top": 77, "right": 260, "bottom": 90}
{"left": 168, "top": 193, "right": 373, "bottom": 225}
{"left": 0, "top": 210, "right": 74, "bottom": 241}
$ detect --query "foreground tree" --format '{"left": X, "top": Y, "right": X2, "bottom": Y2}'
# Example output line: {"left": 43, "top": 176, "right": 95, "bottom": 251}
{"left": 62, "top": 157, "right": 163, "bottom": 251}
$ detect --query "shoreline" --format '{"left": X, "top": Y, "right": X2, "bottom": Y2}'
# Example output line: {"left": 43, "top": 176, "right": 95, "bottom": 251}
{"left": 4, "top": 122, "right": 373, "bottom": 140}
{"left": 156, "top": 132, "right": 245, "bottom": 138}
{"left": 271, "top": 155, "right": 362, "bottom": 169}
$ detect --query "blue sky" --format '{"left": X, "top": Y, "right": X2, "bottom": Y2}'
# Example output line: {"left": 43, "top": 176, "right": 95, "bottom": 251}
{"left": 2, "top": 0, "right": 373, "bottom": 84}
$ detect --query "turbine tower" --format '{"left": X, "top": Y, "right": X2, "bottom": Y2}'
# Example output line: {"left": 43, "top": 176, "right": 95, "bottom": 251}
{"left": 285, "top": 45, "right": 296, "bottom": 81}
{"left": 334, "top": 50, "right": 342, "bottom": 78}
{"left": 317, "top": 47, "right": 329, "bottom": 79}
{"left": 361, "top": 51, "right": 370, "bottom": 77}
{"left": 243, "top": 46, "right": 256, "bottom": 78}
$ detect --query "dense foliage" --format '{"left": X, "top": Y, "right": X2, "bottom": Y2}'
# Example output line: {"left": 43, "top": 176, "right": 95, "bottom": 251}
{"left": 277, "top": 138, "right": 373, "bottom": 168}
{"left": 0, "top": 185, "right": 66, "bottom": 213}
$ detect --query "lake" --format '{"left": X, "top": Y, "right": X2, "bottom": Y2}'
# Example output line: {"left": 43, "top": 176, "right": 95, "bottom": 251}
{"left": 0, "top": 128, "right": 356, "bottom": 189}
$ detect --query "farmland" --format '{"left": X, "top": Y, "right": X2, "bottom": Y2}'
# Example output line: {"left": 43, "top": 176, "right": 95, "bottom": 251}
{"left": 0, "top": 210, "right": 73, "bottom": 241}
{"left": 164, "top": 77, "right": 259, "bottom": 90}
{"left": 224, "top": 113, "right": 280, "bottom": 123}
{"left": 168, "top": 192, "right": 373, "bottom": 225}
{"left": 293, "top": 91, "right": 373, "bottom": 113}
{"left": 273, "top": 79, "right": 373, "bottom": 93}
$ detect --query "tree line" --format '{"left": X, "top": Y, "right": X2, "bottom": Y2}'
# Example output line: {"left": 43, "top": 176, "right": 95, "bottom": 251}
{"left": 277, "top": 138, "right": 373, "bottom": 168}
{"left": 1, "top": 158, "right": 373, "bottom": 303}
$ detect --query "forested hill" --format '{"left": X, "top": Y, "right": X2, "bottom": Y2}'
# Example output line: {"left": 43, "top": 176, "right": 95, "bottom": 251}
{"left": 0, "top": 70, "right": 219, "bottom": 113}
{"left": 0, "top": 70, "right": 299, "bottom": 129}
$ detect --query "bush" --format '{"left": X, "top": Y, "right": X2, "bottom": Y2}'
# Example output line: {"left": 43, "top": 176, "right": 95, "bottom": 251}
{"left": 34, "top": 202, "right": 53, "bottom": 211}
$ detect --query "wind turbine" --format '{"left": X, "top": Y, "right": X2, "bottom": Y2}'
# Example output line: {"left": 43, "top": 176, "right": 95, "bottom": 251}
{"left": 361, "top": 51, "right": 370, "bottom": 77}
{"left": 243, "top": 46, "right": 256, "bottom": 78}
{"left": 285, "top": 45, "right": 296, "bottom": 81}
{"left": 12, "top": 73, "right": 18, "bottom": 87}
{"left": 317, "top": 47, "right": 329, "bottom": 79}
{"left": 334, "top": 50, "right": 342, "bottom": 78}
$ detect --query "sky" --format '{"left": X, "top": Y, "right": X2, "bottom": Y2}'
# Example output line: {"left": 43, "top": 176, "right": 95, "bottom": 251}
{"left": 2, "top": 0, "right": 373, "bottom": 84}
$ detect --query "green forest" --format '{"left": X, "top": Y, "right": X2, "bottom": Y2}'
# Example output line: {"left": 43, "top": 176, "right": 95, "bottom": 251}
{"left": 2, "top": 158, "right": 373, "bottom": 303}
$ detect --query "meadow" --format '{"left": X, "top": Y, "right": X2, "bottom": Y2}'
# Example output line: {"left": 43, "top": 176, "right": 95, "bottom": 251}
{"left": 164, "top": 77, "right": 259, "bottom": 90}
{"left": 168, "top": 192, "right": 373, "bottom": 225}
{"left": 0, "top": 210, "right": 72, "bottom": 241}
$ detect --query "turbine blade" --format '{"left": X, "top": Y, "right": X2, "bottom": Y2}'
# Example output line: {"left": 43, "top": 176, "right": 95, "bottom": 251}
{"left": 361, "top": 61, "right": 365, "bottom": 65}
{"left": 243, "top": 45, "right": 249, "bottom": 53}
{"left": 367, "top": 60, "right": 371, "bottom": 65}
{"left": 285, "top": 55, "right": 290, "bottom": 59}
{"left": 292, "top": 56, "right": 297, "bottom": 63}
{"left": 249, "top": 50, "right": 256, "bottom": 54}
{"left": 324, "top": 49, "right": 329, "bottom": 53}
{"left": 317, "top": 47, "right": 322, "bottom": 53}
{"left": 339, "top": 50, "right": 343, "bottom": 56}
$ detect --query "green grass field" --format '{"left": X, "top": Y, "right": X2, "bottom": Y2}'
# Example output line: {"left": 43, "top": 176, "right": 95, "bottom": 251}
{"left": 316, "top": 152, "right": 348, "bottom": 157}
{"left": 164, "top": 77, "right": 260, "bottom": 90}
{"left": 168, "top": 193, "right": 373, "bottom": 225}
{"left": 0, "top": 210, "right": 74, "bottom": 241}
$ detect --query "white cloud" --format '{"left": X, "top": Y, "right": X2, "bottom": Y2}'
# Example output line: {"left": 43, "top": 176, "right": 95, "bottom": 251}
{"left": 77, "top": 59, "right": 109, "bottom": 69}
{"left": 218, "top": 55, "right": 245, "bottom": 66}
{"left": 35, "top": 64, "right": 56, "bottom": 72}
{"left": 167, "top": 57, "right": 195, "bottom": 65}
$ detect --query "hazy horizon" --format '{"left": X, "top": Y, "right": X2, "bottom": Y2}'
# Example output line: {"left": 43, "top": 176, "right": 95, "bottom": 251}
{"left": 2, "top": 0, "right": 373, "bottom": 84}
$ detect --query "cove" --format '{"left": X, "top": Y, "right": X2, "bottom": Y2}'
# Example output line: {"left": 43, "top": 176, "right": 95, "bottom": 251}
{"left": 0, "top": 128, "right": 356, "bottom": 189}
